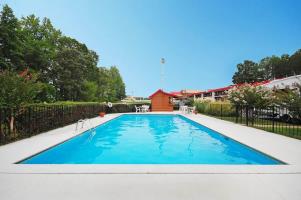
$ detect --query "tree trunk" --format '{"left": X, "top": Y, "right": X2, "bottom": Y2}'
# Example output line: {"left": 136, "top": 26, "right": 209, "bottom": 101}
{"left": 9, "top": 116, "right": 15, "bottom": 138}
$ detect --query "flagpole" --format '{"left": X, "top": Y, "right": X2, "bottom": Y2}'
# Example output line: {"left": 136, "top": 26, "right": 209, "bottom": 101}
{"left": 160, "top": 58, "right": 165, "bottom": 90}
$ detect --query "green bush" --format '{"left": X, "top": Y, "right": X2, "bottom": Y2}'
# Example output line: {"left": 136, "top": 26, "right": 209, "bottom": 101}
{"left": 194, "top": 101, "right": 235, "bottom": 117}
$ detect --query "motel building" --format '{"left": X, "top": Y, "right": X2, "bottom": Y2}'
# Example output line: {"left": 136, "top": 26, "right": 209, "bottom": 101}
{"left": 171, "top": 74, "right": 301, "bottom": 102}
{"left": 169, "top": 89, "right": 202, "bottom": 103}
{"left": 193, "top": 85, "right": 234, "bottom": 101}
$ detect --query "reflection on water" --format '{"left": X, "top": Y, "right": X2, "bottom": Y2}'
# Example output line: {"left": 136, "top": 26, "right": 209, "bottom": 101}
{"left": 21, "top": 114, "right": 281, "bottom": 164}
{"left": 148, "top": 115, "right": 179, "bottom": 153}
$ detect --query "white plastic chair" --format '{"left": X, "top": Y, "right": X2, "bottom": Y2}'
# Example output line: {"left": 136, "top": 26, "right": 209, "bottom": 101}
{"left": 135, "top": 105, "right": 141, "bottom": 113}
{"left": 141, "top": 105, "right": 150, "bottom": 112}
{"left": 187, "top": 106, "right": 195, "bottom": 114}
{"left": 181, "top": 106, "right": 188, "bottom": 114}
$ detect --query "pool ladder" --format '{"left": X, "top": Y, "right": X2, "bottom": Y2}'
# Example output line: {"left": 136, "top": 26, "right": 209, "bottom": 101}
{"left": 75, "top": 118, "right": 96, "bottom": 135}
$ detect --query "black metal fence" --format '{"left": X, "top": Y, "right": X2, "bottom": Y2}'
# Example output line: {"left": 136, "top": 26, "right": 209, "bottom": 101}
{"left": 195, "top": 103, "right": 301, "bottom": 139}
{"left": 0, "top": 103, "right": 147, "bottom": 145}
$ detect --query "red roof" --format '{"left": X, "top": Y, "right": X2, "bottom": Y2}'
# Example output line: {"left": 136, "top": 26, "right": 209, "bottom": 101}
{"left": 149, "top": 89, "right": 178, "bottom": 99}
{"left": 206, "top": 85, "right": 235, "bottom": 93}
{"left": 251, "top": 80, "right": 271, "bottom": 86}
{"left": 234, "top": 80, "right": 271, "bottom": 87}
{"left": 193, "top": 80, "right": 272, "bottom": 95}
{"left": 169, "top": 91, "right": 183, "bottom": 97}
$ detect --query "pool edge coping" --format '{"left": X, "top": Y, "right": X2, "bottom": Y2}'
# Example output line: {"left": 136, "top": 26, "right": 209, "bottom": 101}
{"left": 0, "top": 112, "right": 301, "bottom": 174}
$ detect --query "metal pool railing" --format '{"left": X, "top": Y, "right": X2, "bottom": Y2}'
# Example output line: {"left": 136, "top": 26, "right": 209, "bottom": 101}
{"left": 195, "top": 104, "right": 301, "bottom": 140}
{"left": 0, "top": 103, "right": 148, "bottom": 145}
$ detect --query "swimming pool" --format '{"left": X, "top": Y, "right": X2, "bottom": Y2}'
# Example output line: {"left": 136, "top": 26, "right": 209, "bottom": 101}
{"left": 20, "top": 114, "right": 282, "bottom": 164}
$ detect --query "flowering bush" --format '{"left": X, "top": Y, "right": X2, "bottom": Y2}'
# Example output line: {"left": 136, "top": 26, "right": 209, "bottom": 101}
{"left": 227, "top": 84, "right": 275, "bottom": 108}
{"left": 275, "top": 84, "right": 301, "bottom": 108}
{"left": 275, "top": 84, "right": 301, "bottom": 120}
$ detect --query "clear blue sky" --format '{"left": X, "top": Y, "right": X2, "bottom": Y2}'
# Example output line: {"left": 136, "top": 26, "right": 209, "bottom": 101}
{"left": 2, "top": 0, "right": 301, "bottom": 97}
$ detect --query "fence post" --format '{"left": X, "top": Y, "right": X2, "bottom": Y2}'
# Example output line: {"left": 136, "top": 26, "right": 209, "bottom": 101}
{"left": 249, "top": 106, "right": 254, "bottom": 126}
{"left": 235, "top": 105, "right": 238, "bottom": 123}
{"left": 272, "top": 106, "right": 275, "bottom": 132}
{"left": 0, "top": 108, "right": 2, "bottom": 144}
{"left": 246, "top": 106, "right": 249, "bottom": 126}
{"left": 220, "top": 104, "right": 223, "bottom": 119}
{"left": 28, "top": 106, "right": 31, "bottom": 136}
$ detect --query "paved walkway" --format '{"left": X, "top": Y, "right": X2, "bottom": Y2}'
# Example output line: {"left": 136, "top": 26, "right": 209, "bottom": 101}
{"left": 0, "top": 112, "right": 300, "bottom": 200}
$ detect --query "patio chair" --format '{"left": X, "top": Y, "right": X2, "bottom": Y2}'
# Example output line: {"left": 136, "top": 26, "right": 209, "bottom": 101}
{"left": 135, "top": 105, "right": 141, "bottom": 113}
{"left": 187, "top": 106, "right": 196, "bottom": 114}
{"left": 179, "top": 101, "right": 185, "bottom": 111}
{"left": 141, "top": 105, "right": 150, "bottom": 112}
{"left": 181, "top": 106, "right": 188, "bottom": 114}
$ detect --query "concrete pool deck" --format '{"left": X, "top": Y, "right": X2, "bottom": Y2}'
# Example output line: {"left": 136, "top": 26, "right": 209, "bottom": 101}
{"left": 0, "top": 112, "right": 300, "bottom": 200}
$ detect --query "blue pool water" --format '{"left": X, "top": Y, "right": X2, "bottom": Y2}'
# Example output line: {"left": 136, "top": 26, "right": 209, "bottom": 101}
{"left": 21, "top": 114, "right": 282, "bottom": 164}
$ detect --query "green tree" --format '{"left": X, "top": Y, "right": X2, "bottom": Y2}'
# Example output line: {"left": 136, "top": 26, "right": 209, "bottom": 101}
{"left": 34, "top": 82, "right": 56, "bottom": 102}
{"left": 273, "top": 54, "right": 290, "bottom": 78}
{"left": 233, "top": 49, "right": 301, "bottom": 84}
{"left": 0, "top": 5, "right": 24, "bottom": 71}
{"left": 96, "top": 67, "right": 110, "bottom": 101}
{"left": 258, "top": 57, "right": 274, "bottom": 80}
{"left": 52, "top": 36, "right": 100, "bottom": 101}
{"left": 81, "top": 81, "right": 98, "bottom": 101}
{"left": 53, "top": 46, "right": 86, "bottom": 100}
{"left": 0, "top": 71, "right": 40, "bottom": 107}
{"left": 288, "top": 49, "right": 301, "bottom": 76}
{"left": 0, "top": 71, "right": 40, "bottom": 134}
{"left": 20, "top": 15, "right": 61, "bottom": 82}
{"left": 0, "top": 5, "right": 126, "bottom": 104}
{"left": 108, "top": 66, "right": 126, "bottom": 101}
{"left": 94, "top": 66, "right": 126, "bottom": 102}
{"left": 232, "top": 60, "right": 263, "bottom": 84}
